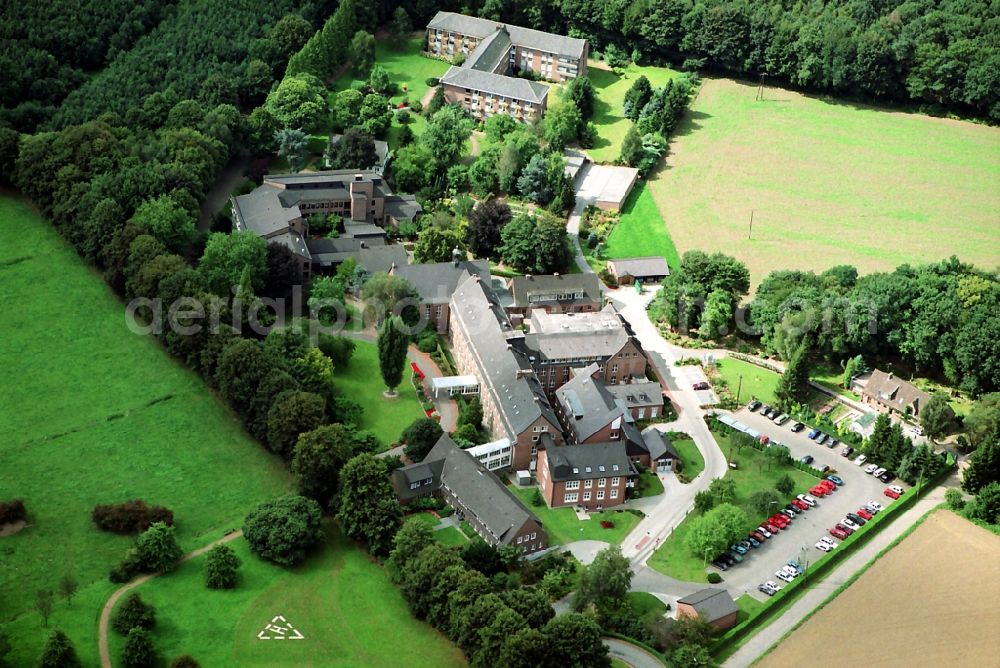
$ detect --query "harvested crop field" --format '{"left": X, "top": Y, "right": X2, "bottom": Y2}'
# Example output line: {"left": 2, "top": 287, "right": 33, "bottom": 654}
{"left": 649, "top": 78, "right": 1000, "bottom": 286}
{"left": 758, "top": 510, "right": 1000, "bottom": 668}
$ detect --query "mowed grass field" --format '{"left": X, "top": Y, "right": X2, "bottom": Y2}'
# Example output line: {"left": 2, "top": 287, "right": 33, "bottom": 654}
{"left": 510, "top": 486, "right": 642, "bottom": 546}
{"left": 106, "top": 527, "right": 466, "bottom": 668}
{"left": 330, "top": 340, "right": 424, "bottom": 447}
{"left": 714, "top": 357, "right": 780, "bottom": 405}
{"left": 588, "top": 62, "right": 681, "bottom": 163}
{"left": 759, "top": 511, "right": 1000, "bottom": 668}
{"left": 649, "top": 78, "right": 1000, "bottom": 286}
{"left": 0, "top": 196, "right": 292, "bottom": 663}
{"left": 604, "top": 184, "right": 682, "bottom": 270}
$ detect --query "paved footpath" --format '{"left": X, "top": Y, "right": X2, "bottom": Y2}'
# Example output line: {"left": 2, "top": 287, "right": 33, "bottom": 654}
{"left": 723, "top": 483, "right": 948, "bottom": 668}
{"left": 603, "top": 637, "right": 665, "bottom": 668}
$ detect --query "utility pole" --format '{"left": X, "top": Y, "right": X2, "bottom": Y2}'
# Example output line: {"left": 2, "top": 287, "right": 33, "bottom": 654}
{"left": 736, "top": 374, "right": 743, "bottom": 404}
{"left": 748, "top": 210, "right": 754, "bottom": 239}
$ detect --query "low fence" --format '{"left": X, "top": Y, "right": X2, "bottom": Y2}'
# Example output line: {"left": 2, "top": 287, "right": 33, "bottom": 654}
{"left": 710, "top": 463, "right": 952, "bottom": 658}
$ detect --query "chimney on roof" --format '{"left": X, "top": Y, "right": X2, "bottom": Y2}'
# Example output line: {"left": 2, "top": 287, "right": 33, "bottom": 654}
{"left": 887, "top": 372, "right": 894, "bottom": 380}
{"left": 452, "top": 247, "right": 462, "bottom": 267}
{"left": 354, "top": 174, "right": 364, "bottom": 181}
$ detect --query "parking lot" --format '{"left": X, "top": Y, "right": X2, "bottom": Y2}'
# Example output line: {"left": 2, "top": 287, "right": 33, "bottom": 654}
{"left": 672, "top": 365, "right": 718, "bottom": 406}
{"left": 712, "top": 406, "right": 905, "bottom": 598}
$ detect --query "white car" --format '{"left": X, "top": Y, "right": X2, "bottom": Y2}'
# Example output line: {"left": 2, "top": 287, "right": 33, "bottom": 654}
{"left": 854, "top": 454, "right": 868, "bottom": 466}
{"left": 757, "top": 526, "right": 773, "bottom": 538}
{"left": 842, "top": 517, "right": 860, "bottom": 530}
{"left": 867, "top": 501, "right": 884, "bottom": 512}
{"left": 816, "top": 541, "right": 832, "bottom": 552}
{"left": 889, "top": 485, "right": 904, "bottom": 494}
{"left": 796, "top": 494, "right": 817, "bottom": 507}
{"left": 864, "top": 464, "right": 878, "bottom": 474}
{"left": 781, "top": 565, "right": 800, "bottom": 578}
{"left": 765, "top": 580, "right": 783, "bottom": 591}
{"left": 775, "top": 570, "right": 794, "bottom": 583}
{"left": 820, "top": 537, "right": 838, "bottom": 548}
{"left": 774, "top": 414, "right": 790, "bottom": 425}
{"left": 873, "top": 467, "right": 887, "bottom": 477}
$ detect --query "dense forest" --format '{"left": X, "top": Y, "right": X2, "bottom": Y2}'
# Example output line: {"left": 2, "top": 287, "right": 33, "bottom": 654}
{"left": 406, "top": 0, "right": 999, "bottom": 122}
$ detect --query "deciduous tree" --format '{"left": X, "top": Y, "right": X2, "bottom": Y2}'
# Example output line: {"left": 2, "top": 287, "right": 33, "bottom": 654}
{"left": 402, "top": 418, "right": 443, "bottom": 462}
{"left": 134, "top": 522, "right": 183, "bottom": 573}
{"left": 337, "top": 453, "right": 403, "bottom": 556}
{"left": 112, "top": 593, "right": 156, "bottom": 635}
{"left": 243, "top": 495, "right": 324, "bottom": 566}
{"left": 292, "top": 424, "right": 356, "bottom": 507}
{"left": 350, "top": 31, "right": 376, "bottom": 74}
{"left": 204, "top": 544, "right": 241, "bottom": 589}
{"left": 121, "top": 627, "right": 156, "bottom": 668}
{"left": 198, "top": 230, "right": 268, "bottom": 296}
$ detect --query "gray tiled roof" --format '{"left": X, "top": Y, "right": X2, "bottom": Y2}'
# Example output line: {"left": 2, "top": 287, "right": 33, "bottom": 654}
{"left": 306, "top": 236, "right": 391, "bottom": 267}
{"left": 544, "top": 442, "right": 632, "bottom": 482}
{"left": 467, "top": 27, "right": 512, "bottom": 73}
{"left": 231, "top": 189, "right": 300, "bottom": 237}
{"left": 440, "top": 66, "right": 549, "bottom": 105}
{"left": 677, "top": 588, "right": 738, "bottom": 622}
{"left": 399, "top": 435, "right": 541, "bottom": 545}
{"left": 450, "top": 274, "right": 558, "bottom": 436}
{"left": 268, "top": 231, "right": 311, "bottom": 261}
{"left": 384, "top": 195, "right": 422, "bottom": 222}
{"left": 428, "top": 12, "right": 587, "bottom": 59}
{"left": 556, "top": 364, "right": 628, "bottom": 442}
{"left": 641, "top": 428, "right": 679, "bottom": 462}
{"left": 608, "top": 256, "right": 671, "bottom": 279}
{"left": 604, "top": 381, "right": 663, "bottom": 408}
{"left": 356, "top": 245, "right": 409, "bottom": 274}
{"left": 509, "top": 273, "right": 602, "bottom": 308}
{"left": 523, "top": 304, "right": 631, "bottom": 360}
{"left": 392, "top": 260, "right": 490, "bottom": 304}
{"left": 861, "top": 369, "right": 931, "bottom": 413}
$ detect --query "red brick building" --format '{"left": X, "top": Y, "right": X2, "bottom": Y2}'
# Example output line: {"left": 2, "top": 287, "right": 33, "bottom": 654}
{"left": 537, "top": 442, "right": 633, "bottom": 511}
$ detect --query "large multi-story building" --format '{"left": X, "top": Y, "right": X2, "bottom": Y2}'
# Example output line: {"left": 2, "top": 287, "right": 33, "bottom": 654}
{"left": 427, "top": 11, "right": 588, "bottom": 121}
{"left": 506, "top": 273, "right": 603, "bottom": 320}
{"left": 537, "top": 442, "right": 633, "bottom": 511}
{"left": 230, "top": 170, "right": 421, "bottom": 280}
{"left": 390, "top": 255, "right": 491, "bottom": 334}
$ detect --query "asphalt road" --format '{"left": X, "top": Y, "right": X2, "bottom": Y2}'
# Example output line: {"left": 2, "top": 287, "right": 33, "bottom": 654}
{"left": 708, "top": 407, "right": 903, "bottom": 599}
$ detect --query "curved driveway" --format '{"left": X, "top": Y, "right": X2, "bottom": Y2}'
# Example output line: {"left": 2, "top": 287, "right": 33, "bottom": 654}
{"left": 604, "top": 637, "right": 666, "bottom": 668}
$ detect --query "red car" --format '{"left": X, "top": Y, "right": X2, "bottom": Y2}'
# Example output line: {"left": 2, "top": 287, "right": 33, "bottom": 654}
{"left": 884, "top": 488, "right": 901, "bottom": 499}
{"left": 835, "top": 523, "right": 855, "bottom": 536}
{"left": 819, "top": 480, "right": 837, "bottom": 492}
{"left": 791, "top": 499, "right": 809, "bottom": 511}
{"left": 692, "top": 381, "right": 710, "bottom": 390}
{"left": 770, "top": 514, "right": 789, "bottom": 528}
{"left": 810, "top": 485, "right": 828, "bottom": 497}
{"left": 856, "top": 508, "right": 873, "bottom": 520}
{"left": 765, "top": 522, "right": 781, "bottom": 533}
{"left": 829, "top": 527, "right": 849, "bottom": 540}
{"left": 750, "top": 530, "right": 767, "bottom": 542}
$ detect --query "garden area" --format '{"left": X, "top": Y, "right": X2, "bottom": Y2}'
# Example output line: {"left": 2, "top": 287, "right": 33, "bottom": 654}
{"left": 671, "top": 434, "right": 706, "bottom": 482}
{"left": 0, "top": 197, "right": 294, "bottom": 665}
{"left": 510, "top": 487, "right": 643, "bottom": 546}
{"left": 105, "top": 527, "right": 465, "bottom": 667}
{"left": 711, "top": 357, "right": 781, "bottom": 406}
{"left": 330, "top": 340, "right": 425, "bottom": 446}
{"left": 580, "top": 184, "right": 681, "bottom": 273}
{"left": 646, "top": 433, "right": 818, "bottom": 581}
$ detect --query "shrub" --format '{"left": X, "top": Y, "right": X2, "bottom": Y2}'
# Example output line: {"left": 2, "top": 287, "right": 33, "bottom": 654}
{"left": 92, "top": 500, "right": 174, "bottom": 534}
{"left": 122, "top": 627, "right": 156, "bottom": 668}
{"left": 205, "top": 543, "right": 242, "bottom": 589}
{"left": 417, "top": 332, "right": 438, "bottom": 353}
{"left": 169, "top": 656, "right": 201, "bottom": 668}
{"left": 410, "top": 100, "right": 423, "bottom": 113}
{"left": 243, "top": 496, "right": 324, "bottom": 566}
{"left": 112, "top": 593, "right": 156, "bottom": 635}
{"left": 945, "top": 487, "right": 965, "bottom": 510}
{"left": 0, "top": 498, "right": 26, "bottom": 525}
{"left": 396, "top": 109, "right": 411, "bottom": 124}
{"left": 531, "top": 489, "right": 544, "bottom": 506}
{"left": 425, "top": 77, "right": 439, "bottom": 87}
{"left": 706, "top": 572, "right": 722, "bottom": 584}
{"left": 134, "top": 522, "right": 183, "bottom": 572}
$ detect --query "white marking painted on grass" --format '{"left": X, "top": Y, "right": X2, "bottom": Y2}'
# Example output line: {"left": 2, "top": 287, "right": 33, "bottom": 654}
{"left": 257, "top": 615, "right": 304, "bottom": 640}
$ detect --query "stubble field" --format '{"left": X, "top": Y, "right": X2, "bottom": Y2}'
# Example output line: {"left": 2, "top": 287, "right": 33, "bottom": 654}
{"left": 648, "top": 78, "right": 1000, "bottom": 286}
{"left": 758, "top": 510, "right": 1000, "bottom": 668}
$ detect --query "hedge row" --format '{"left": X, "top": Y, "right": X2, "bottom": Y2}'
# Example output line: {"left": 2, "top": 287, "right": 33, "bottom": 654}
{"left": 92, "top": 500, "right": 174, "bottom": 534}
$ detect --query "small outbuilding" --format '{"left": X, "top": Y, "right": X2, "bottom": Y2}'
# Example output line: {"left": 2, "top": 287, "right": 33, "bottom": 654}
{"left": 606, "top": 257, "right": 671, "bottom": 286}
{"left": 676, "top": 588, "right": 738, "bottom": 631}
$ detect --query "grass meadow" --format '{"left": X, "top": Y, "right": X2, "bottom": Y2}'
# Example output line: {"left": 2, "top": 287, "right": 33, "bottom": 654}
{"left": 648, "top": 78, "right": 1000, "bottom": 286}
{"left": 714, "top": 357, "right": 781, "bottom": 406}
{"left": 106, "top": 527, "right": 465, "bottom": 667}
{"left": 510, "top": 486, "right": 642, "bottom": 546}
{"left": 0, "top": 196, "right": 293, "bottom": 664}
{"left": 647, "top": 434, "right": 816, "bottom": 581}
{"left": 603, "top": 184, "right": 682, "bottom": 269}
{"left": 672, "top": 436, "right": 706, "bottom": 480}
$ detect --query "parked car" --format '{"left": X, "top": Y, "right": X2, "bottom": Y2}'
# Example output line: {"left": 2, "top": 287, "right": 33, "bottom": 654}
{"left": 775, "top": 570, "right": 794, "bottom": 583}
{"left": 867, "top": 501, "right": 884, "bottom": 512}
{"left": 791, "top": 422, "right": 805, "bottom": 433}
{"left": 800, "top": 455, "right": 815, "bottom": 465}
{"left": 791, "top": 499, "right": 809, "bottom": 511}
{"left": 865, "top": 464, "right": 879, "bottom": 474}
{"left": 819, "top": 536, "right": 838, "bottom": 548}
{"left": 819, "top": 479, "right": 838, "bottom": 491}
{"left": 846, "top": 512, "right": 867, "bottom": 526}
{"left": 797, "top": 494, "right": 817, "bottom": 507}
{"left": 842, "top": 517, "right": 860, "bottom": 530}
{"left": 748, "top": 400, "right": 762, "bottom": 412}
{"left": 765, "top": 521, "right": 782, "bottom": 533}
{"left": 879, "top": 471, "right": 896, "bottom": 483}
{"left": 751, "top": 530, "right": 767, "bottom": 542}
{"left": 739, "top": 539, "right": 754, "bottom": 550}
{"left": 826, "top": 475, "right": 844, "bottom": 486}
{"left": 712, "top": 558, "right": 729, "bottom": 571}
{"left": 779, "top": 509, "right": 796, "bottom": 520}
{"left": 856, "top": 508, "right": 873, "bottom": 520}
{"left": 766, "top": 407, "right": 780, "bottom": 419}
{"left": 873, "top": 467, "right": 887, "bottom": 477}
{"left": 765, "top": 580, "right": 783, "bottom": 592}
{"left": 808, "top": 428, "right": 821, "bottom": 440}
{"left": 854, "top": 454, "right": 868, "bottom": 466}
{"left": 889, "top": 485, "right": 905, "bottom": 495}
{"left": 816, "top": 541, "right": 832, "bottom": 552}
{"left": 759, "top": 434, "right": 771, "bottom": 445}
{"left": 841, "top": 446, "right": 854, "bottom": 458}
{"left": 884, "top": 488, "right": 901, "bottom": 499}
{"left": 781, "top": 565, "right": 800, "bottom": 578}
{"left": 729, "top": 551, "right": 744, "bottom": 563}
{"left": 746, "top": 536, "right": 761, "bottom": 548}
{"left": 720, "top": 553, "right": 736, "bottom": 567}
{"left": 816, "top": 433, "right": 828, "bottom": 445}
{"left": 760, "top": 404, "right": 773, "bottom": 416}
{"left": 757, "top": 526, "right": 773, "bottom": 538}
{"left": 827, "top": 439, "right": 840, "bottom": 449}
{"left": 732, "top": 543, "right": 748, "bottom": 554}
{"left": 835, "top": 523, "right": 855, "bottom": 535}
{"left": 787, "top": 559, "right": 804, "bottom": 574}
{"left": 784, "top": 504, "right": 800, "bottom": 515}
{"left": 775, "top": 414, "right": 790, "bottom": 425}
{"left": 830, "top": 527, "right": 849, "bottom": 540}
{"left": 693, "top": 381, "right": 711, "bottom": 390}
{"left": 758, "top": 584, "right": 776, "bottom": 596}
{"left": 810, "top": 485, "right": 828, "bottom": 497}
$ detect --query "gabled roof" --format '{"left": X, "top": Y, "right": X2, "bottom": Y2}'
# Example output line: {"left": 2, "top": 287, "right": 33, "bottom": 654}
{"left": 427, "top": 12, "right": 587, "bottom": 59}
{"left": 405, "top": 435, "right": 542, "bottom": 545}
{"left": 608, "top": 256, "right": 671, "bottom": 278}
{"left": 450, "top": 274, "right": 558, "bottom": 436}
{"left": 392, "top": 260, "right": 491, "bottom": 304}
{"left": 467, "top": 27, "right": 512, "bottom": 73}
{"left": 509, "top": 273, "right": 602, "bottom": 308}
{"left": 862, "top": 369, "right": 931, "bottom": 413}
{"left": 641, "top": 428, "right": 679, "bottom": 462}
{"left": 440, "top": 66, "right": 549, "bottom": 105}
{"left": 543, "top": 442, "right": 632, "bottom": 482}
{"left": 556, "top": 363, "right": 628, "bottom": 442}
{"left": 677, "top": 588, "right": 738, "bottom": 622}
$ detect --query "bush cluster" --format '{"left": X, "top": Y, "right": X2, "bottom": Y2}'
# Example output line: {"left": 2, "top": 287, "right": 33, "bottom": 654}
{"left": 92, "top": 500, "right": 174, "bottom": 534}
{"left": 0, "top": 498, "right": 26, "bottom": 525}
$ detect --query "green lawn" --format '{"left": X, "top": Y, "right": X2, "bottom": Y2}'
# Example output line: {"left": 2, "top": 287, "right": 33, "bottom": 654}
{"left": 587, "top": 61, "right": 681, "bottom": 163}
{"left": 648, "top": 78, "right": 1000, "bottom": 287}
{"left": 601, "top": 183, "right": 681, "bottom": 271}
{"left": 714, "top": 357, "right": 781, "bottom": 405}
{"left": 735, "top": 593, "right": 766, "bottom": 624}
{"left": 106, "top": 527, "right": 465, "bottom": 667}
{"left": 673, "top": 436, "right": 706, "bottom": 481}
{"left": 635, "top": 470, "right": 665, "bottom": 498}
{"left": 330, "top": 340, "right": 424, "bottom": 447}
{"left": 0, "top": 196, "right": 293, "bottom": 665}
{"left": 510, "top": 487, "right": 642, "bottom": 546}
{"left": 810, "top": 363, "right": 861, "bottom": 401}
{"left": 434, "top": 526, "right": 469, "bottom": 547}
{"left": 627, "top": 591, "right": 668, "bottom": 624}
{"left": 647, "top": 435, "right": 817, "bottom": 581}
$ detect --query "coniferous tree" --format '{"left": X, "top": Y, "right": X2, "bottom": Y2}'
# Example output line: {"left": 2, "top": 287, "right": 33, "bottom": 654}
{"left": 774, "top": 344, "right": 811, "bottom": 410}
{"left": 377, "top": 316, "right": 408, "bottom": 395}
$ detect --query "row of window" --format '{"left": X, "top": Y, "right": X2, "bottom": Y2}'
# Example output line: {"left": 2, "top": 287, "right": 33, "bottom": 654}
{"left": 563, "top": 489, "right": 619, "bottom": 503}
{"left": 515, "top": 531, "right": 538, "bottom": 545}
{"left": 565, "top": 476, "right": 621, "bottom": 489}
{"left": 527, "top": 291, "right": 585, "bottom": 303}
